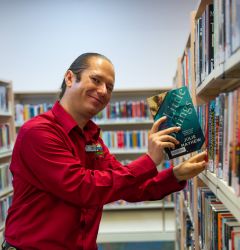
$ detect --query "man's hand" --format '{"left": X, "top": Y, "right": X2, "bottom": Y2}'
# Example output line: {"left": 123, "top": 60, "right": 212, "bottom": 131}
{"left": 173, "top": 151, "right": 208, "bottom": 181}
{"left": 147, "top": 116, "right": 181, "bottom": 165}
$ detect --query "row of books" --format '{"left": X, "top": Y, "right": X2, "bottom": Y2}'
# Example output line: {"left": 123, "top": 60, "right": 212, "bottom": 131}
{"left": 185, "top": 214, "right": 194, "bottom": 249}
{"left": 101, "top": 130, "right": 148, "bottom": 149}
{"left": 181, "top": 47, "right": 192, "bottom": 90}
{"left": 0, "top": 124, "right": 11, "bottom": 152}
{"left": 195, "top": 0, "right": 240, "bottom": 86}
{"left": 198, "top": 187, "right": 240, "bottom": 250}
{"left": 195, "top": 3, "right": 214, "bottom": 86}
{"left": 0, "top": 193, "right": 13, "bottom": 229}
{"left": 15, "top": 103, "right": 53, "bottom": 124}
{"left": 0, "top": 86, "right": 9, "bottom": 114}
{"left": 175, "top": 192, "right": 183, "bottom": 249}
{"left": 175, "top": 188, "right": 196, "bottom": 250}
{"left": 197, "top": 86, "right": 240, "bottom": 196}
{"left": 15, "top": 100, "right": 152, "bottom": 125}
{"left": 0, "top": 164, "right": 12, "bottom": 192}
{"left": 182, "top": 178, "right": 194, "bottom": 218}
{"left": 93, "top": 100, "right": 151, "bottom": 121}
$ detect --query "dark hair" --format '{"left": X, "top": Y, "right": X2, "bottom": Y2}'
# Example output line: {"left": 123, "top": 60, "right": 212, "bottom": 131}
{"left": 59, "top": 52, "right": 113, "bottom": 99}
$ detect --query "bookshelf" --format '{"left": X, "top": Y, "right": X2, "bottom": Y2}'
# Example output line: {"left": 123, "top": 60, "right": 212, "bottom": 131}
{"left": 174, "top": 1, "right": 240, "bottom": 249}
{"left": 0, "top": 79, "right": 15, "bottom": 244}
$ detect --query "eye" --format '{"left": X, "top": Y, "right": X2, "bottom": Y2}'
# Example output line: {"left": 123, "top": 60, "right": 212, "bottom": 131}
{"left": 91, "top": 76, "right": 100, "bottom": 84}
{"left": 106, "top": 85, "right": 113, "bottom": 93}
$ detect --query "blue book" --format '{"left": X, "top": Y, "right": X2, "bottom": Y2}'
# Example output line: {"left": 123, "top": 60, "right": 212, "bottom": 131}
{"left": 147, "top": 86, "right": 205, "bottom": 159}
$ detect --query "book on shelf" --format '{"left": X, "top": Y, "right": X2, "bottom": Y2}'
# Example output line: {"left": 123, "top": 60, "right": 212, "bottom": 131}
{"left": 101, "top": 130, "right": 148, "bottom": 150}
{"left": 197, "top": 187, "right": 240, "bottom": 250}
{"left": 231, "top": 228, "right": 240, "bottom": 250}
{"left": 94, "top": 100, "right": 150, "bottom": 121}
{"left": 146, "top": 86, "right": 205, "bottom": 159}
{"left": 0, "top": 86, "right": 9, "bottom": 114}
{"left": 198, "top": 86, "right": 240, "bottom": 195}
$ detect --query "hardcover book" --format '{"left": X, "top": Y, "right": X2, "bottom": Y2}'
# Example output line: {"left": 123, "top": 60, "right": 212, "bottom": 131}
{"left": 146, "top": 86, "right": 205, "bottom": 159}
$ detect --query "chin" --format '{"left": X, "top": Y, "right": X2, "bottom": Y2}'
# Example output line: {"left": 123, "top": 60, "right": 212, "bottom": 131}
{"left": 88, "top": 109, "right": 101, "bottom": 118}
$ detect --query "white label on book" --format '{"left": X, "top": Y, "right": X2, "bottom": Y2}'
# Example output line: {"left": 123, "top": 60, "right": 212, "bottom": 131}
{"left": 171, "top": 147, "right": 186, "bottom": 156}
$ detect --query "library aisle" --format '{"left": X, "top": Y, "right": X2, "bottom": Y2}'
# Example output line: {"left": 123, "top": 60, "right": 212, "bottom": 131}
{"left": 174, "top": 0, "right": 240, "bottom": 249}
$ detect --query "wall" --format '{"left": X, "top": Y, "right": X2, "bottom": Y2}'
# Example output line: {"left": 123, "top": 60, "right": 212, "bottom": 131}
{"left": 0, "top": 0, "right": 198, "bottom": 91}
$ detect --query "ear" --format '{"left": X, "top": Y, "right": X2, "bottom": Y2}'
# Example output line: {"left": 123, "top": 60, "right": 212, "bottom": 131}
{"left": 65, "top": 70, "right": 75, "bottom": 87}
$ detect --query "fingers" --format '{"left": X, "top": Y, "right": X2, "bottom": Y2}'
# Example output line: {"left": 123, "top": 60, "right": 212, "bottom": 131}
{"left": 157, "top": 134, "right": 179, "bottom": 145}
{"left": 189, "top": 161, "right": 207, "bottom": 178}
{"left": 150, "top": 135, "right": 176, "bottom": 149}
{"left": 189, "top": 151, "right": 208, "bottom": 163}
{"left": 150, "top": 116, "right": 181, "bottom": 135}
{"left": 182, "top": 160, "right": 207, "bottom": 180}
{"left": 150, "top": 116, "right": 167, "bottom": 134}
{"left": 193, "top": 160, "right": 207, "bottom": 171}
{"left": 158, "top": 126, "right": 181, "bottom": 136}
{"left": 158, "top": 141, "right": 176, "bottom": 149}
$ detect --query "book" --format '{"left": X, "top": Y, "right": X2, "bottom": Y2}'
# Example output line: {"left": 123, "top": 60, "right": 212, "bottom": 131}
{"left": 146, "top": 86, "right": 205, "bottom": 159}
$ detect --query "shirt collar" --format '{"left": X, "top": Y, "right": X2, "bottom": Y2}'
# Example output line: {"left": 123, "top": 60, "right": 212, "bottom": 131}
{"left": 51, "top": 101, "right": 100, "bottom": 140}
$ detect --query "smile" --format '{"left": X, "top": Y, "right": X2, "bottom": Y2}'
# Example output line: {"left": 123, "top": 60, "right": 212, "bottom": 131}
{"left": 88, "top": 95, "right": 103, "bottom": 104}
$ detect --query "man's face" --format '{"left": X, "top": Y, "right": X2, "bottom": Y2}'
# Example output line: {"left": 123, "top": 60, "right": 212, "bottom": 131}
{"left": 66, "top": 57, "right": 115, "bottom": 118}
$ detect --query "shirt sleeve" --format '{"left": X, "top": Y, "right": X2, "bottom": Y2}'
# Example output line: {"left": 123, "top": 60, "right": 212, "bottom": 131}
{"left": 15, "top": 124, "right": 158, "bottom": 207}
{"left": 99, "top": 142, "right": 186, "bottom": 203}
{"left": 119, "top": 166, "right": 186, "bottom": 202}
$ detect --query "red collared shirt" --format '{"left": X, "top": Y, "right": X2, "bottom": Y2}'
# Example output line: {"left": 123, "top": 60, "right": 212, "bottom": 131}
{"left": 5, "top": 101, "right": 185, "bottom": 250}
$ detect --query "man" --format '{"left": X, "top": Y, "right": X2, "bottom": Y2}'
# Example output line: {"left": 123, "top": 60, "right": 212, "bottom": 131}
{"left": 3, "top": 53, "right": 207, "bottom": 250}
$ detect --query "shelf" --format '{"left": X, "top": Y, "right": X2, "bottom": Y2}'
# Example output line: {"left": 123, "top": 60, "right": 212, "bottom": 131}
{"left": 16, "top": 119, "right": 153, "bottom": 128}
{"left": 95, "top": 119, "right": 153, "bottom": 126}
{"left": 0, "top": 79, "right": 12, "bottom": 85}
{"left": 98, "top": 208, "right": 176, "bottom": 243}
{"left": 109, "top": 148, "right": 147, "bottom": 155}
{"left": 0, "top": 148, "right": 12, "bottom": 159}
{"left": 196, "top": 49, "right": 240, "bottom": 97}
{"left": 222, "top": 48, "right": 240, "bottom": 78}
{"left": 199, "top": 170, "right": 240, "bottom": 222}
{"left": 0, "top": 111, "right": 12, "bottom": 117}
{"left": 15, "top": 122, "right": 23, "bottom": 128}
{"left": 14, "top": 91, "right": 59, "bottom": 96}
{"left": 97, "top": 231, "right": 175, "bottom": 243}
{"left": 0, "top": 187, "right": 13, "bottom": 198}
{"left": 104, "top": 201, "right": 175, "bottom": 211}
{"left": 110, "top": 88, "right": 170, "bottom": 99}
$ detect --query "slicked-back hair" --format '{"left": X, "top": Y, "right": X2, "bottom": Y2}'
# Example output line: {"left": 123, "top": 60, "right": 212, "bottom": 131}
{"left": 59, "top": 53, "right": 113, "bottom": 99}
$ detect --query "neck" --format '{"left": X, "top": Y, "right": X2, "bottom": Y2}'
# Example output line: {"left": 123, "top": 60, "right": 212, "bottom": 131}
{"left": 59, "top": 99, "right": 90, "bottom": 130}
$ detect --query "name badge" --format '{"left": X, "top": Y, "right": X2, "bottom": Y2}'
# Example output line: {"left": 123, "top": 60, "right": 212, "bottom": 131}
{"left": 85, "top": 143, "right": 103, "bottom": 153}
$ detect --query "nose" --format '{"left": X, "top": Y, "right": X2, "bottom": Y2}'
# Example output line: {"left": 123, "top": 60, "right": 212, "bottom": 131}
{"left": 97, "top": 83, "right": 107, "bottom": 96}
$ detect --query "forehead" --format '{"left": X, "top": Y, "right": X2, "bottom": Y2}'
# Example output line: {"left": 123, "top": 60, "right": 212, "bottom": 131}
{"left": 88, "top": 57, "right": 115, "bottom": 83}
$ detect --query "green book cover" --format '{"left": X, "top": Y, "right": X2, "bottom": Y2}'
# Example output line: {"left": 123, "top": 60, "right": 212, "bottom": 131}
{"left": 147, "top": 86, "right": 205, "bottom": 159}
